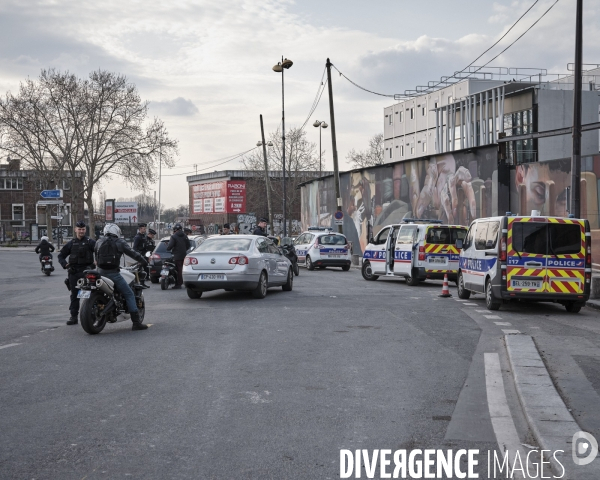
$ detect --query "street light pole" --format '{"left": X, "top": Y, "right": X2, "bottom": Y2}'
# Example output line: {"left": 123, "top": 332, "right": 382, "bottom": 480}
{"left": 571, "top": 0, "right": 583, "bottom": 218}
{"left": 273, "top": 57, "right": 293, "bottom": 237}
{"left": 313, "top": 120, "right": 328, "bottom": 177}
{"left": 158, "top": 146, "right": 162, "bottom": 234}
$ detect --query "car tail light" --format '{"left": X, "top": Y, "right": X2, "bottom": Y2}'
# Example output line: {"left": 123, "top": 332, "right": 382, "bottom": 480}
{"left": 229, "top": 255, "right": 248, "bottom": 265}
{"left": 184, "top": 256, "right": 198, "bottom": 266}
{"left": 586, "top": 272, "right": 591, "bottom": 284}
{"left": 151, "top": 254, "right": 161, "bottom": 261}
{"left": 586, "top": 234, "right": 592, "bottom": 266}
{"left": 500, "top": 236, "right": 507, "bottom": 262}
{"left": 418, "top": 246, "right": 425, "bottom": 261}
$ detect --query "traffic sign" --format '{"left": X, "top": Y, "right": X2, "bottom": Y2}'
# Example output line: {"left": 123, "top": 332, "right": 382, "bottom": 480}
{"left": 38, "top": 200, "right": 64, "bottom": 205}
{"left": 40, "top": 189, "right": 63, "bottom": 199}
{"left": 334, "top": 210, "right": 344, "bottom": 225}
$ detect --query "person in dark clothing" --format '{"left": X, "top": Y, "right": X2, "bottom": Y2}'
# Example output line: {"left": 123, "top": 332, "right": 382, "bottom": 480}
{"left": 184, "top": 227, "right": 192, "bottom": 236}
{"left": 146, "top": 228, "right": 156, "bottom": 255}
{"left": 132, "top": 223, "right": 148, "bottom": 255}
{"left": 167, "top": 223, "right": 191, "bottom": 289}
{"left": 252, "top": 218, "right": 268, "bottom": 236}
{"left": 35, "top": 236, "right": 55, "bottom": 262}
{"left": 95, "top": 223, "right": 149, "bottom": 331}
{"left": 221, "top": 223, "right": 234, "bottom": 235}
{"left": 57, "top": 221, "right": 96, "bottom": 325}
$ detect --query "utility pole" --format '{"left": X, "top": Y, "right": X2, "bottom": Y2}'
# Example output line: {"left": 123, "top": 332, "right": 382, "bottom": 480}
{"left": 260, "top": 114, "right": 274, "bottom": 235}
{"left": 571, "top": 0, "right": 583, "bottom": 218}
{"left": 326, "top": 58, "right": 343, "bottom": 234}
{"left": 158, "top": 146, "right": 162, "bottom": 235}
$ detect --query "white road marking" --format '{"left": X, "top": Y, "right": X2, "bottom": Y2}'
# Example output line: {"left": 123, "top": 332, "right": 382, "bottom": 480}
{"left": 484, "top": 353, "right": 527, "bottom": 479}
{"left": 0, "top": 343, "right": 21, "bottom": 350}
{"left": 494, "top": 322, "right": 512, "bottom": 326}
{"left": 502, "top": 329, "right": 521, "bottom": 335}
{"left": 484, "top": 315, "right": 502, "bottom": 319}
{"left": 455, "top": 299, "right": 467, "bottom": 302}
{"left": 475, "top": 310, "right": 489, "bottom": 313}
{"left": 463, "top": 303, "right": 477, "bottom": 306}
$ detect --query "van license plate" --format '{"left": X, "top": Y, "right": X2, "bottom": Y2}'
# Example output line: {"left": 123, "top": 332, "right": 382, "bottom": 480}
{"left": 428, "top": 256, "right": 447, "bottom": 264}
{"left": 200, "top": 274, "right": 226, "bottom": 281}
{"left": 511, "top": 279, "right": 542, "bottom": 289}
{"left": 77, "top": 290, "right": 91, "bottom": 299}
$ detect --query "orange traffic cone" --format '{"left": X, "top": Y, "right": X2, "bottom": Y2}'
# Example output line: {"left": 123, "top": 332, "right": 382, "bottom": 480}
{"left": 439, "top": 274, "right": 452, "bottom": 298}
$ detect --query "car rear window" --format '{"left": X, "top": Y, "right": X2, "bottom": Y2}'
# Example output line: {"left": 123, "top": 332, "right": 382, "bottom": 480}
{"left": 155, "top": 241, "right": 169, "bottom": 253}
{"left": 426, "top": 227, "right": 467, "bottom": 244}
{"left": 318, "top": 234, "right": 347, "bottom": 246}
{"left": 195, "top": 238, "right": 252, "bottom": 252}
{"left": 511, "top": 223, "right": 581, "bottom": 255}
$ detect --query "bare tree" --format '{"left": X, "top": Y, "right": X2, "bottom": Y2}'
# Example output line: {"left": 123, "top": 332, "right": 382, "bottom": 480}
{"left": 346, "top": 133, "right": 384, "bottom": 168}
{"left": 241, "top": 127, "right": 319, "bottom": 225}
{"left": 0, "top": 69, "right": 179, "bottom": 230}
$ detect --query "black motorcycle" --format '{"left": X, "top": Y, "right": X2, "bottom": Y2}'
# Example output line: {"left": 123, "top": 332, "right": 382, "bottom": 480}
{"left": 160, "top": 259, "right": 178, "bottom": 290}
{"left": 40, "top": 256, "right": 54, "bottom": 276}
{"left": 280, "top": 238, "right": 299, "bottom": 276}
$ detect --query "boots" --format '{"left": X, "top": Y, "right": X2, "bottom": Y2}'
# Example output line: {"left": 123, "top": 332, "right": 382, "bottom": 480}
{"left": 66, "top": 316, "right": 78, "bottom": 325}
{"left": 131, "top": 311, "right": 148, "bottom": 331}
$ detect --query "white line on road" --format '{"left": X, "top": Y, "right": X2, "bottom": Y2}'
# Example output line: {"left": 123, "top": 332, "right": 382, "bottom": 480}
{"left": 463, "top": 303, "right": 477, "bottom": 306}
{"left": 484, "top": 352, "right": 527, "bottom": 480}
{"left": 475, "top": 310, "right": 489, "bottom": 313}
{"left": 494, "top": 322, "right": 512, "bottom": 326}
{"left": 484, "top": 315, "right": 502, "bottom": 319}
{"left": 0, "top": 343, "right": 21, "bottom": 350}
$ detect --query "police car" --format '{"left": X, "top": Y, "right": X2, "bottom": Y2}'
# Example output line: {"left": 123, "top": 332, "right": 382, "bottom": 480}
{"left": 456, "top": 214, "right": 591, "bottom": 312}
{"left": 294, "top": 227, "right": 352, "bottom": 271}
{"left": 361, "top": 220, "right": 467, "bottom": 285}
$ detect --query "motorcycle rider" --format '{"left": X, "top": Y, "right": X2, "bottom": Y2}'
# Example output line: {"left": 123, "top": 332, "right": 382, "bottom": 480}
{"left": 35, "top": 236, "right": 55, "bottom": 270}
{"left": 166, "top": 223, "right": 190, "bottom": 289}
{"left": 58, "top": 221, "right": 96, "bottom": 325}
{"left": 95, "top": 223, "right": 149, "bottom": 331}
{"left": 252, "top": 218, "right": 268, "bottom": 236}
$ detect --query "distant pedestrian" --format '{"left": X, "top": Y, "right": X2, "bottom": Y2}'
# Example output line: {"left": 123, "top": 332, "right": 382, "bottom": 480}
{"left": 252, "top": 218, "right": 268, "bottom": 236}
{"left": 221, "top": 223, "right": 234, "bottom": 235}
{"left": 167, "top": 223, "right": 191, "bottom": 289}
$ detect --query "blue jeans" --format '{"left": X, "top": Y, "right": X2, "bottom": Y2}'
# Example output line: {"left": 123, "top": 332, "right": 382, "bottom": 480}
{"left": 102, "top": 271, "right": 138, "bottom": 313}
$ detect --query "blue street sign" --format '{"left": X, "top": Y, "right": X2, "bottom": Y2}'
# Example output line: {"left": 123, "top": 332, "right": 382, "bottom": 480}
{"left": 40, "top": 189, "right": 62, "bottom": 199}
{"left": 334, "top": 211, "right": 344, "bottom": 220}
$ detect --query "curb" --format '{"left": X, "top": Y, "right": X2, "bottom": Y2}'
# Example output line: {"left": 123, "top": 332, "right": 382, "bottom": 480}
{"left": 585, "top": 299, "right": 600, "bottom": 311}
{"left": 505, "top": 335, "right": 600, "bottom": 479}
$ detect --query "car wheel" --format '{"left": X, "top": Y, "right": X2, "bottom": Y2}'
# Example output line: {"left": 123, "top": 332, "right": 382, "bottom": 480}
{"left": 306, "top": 256, "right": 315, "bottom": 271}
{"left": 486, "top": 279, "right": 501, "bottom": 310}
{"left": 186, "top": 288, "right": 202, "bottom": 299}
{"left": 342, "top": 265, "right": 350, "bottom": 271}
{"left": 457, "top": 272, "right": 471, "bottom": 299}
{"left": 252, "top": 271, "right": 268, "bottom": 299}
{"left": 406, "top": 269, "right": 419, "bottom": 286}
{"left": 565, "top": 302, "right": 583, "bottom": 313}
{"left": 282, "top": 268, "right": 293, "bottom": 291}
{"left": 361, "top": 261, "right": 379, "bottom": 281}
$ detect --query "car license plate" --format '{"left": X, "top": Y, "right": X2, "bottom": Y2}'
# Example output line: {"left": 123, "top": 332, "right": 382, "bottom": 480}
{"left": 327, "top": 254, "right": 342, "bottom": 258}
{"left": 511, "top": 279, "right": 542, "bottom": 289}
{"left": 199, "top": 274, "right": 226, "bottom": 280}
{"left": 77, "top": 290, "right": 91, "bottom": 299}
{"left": 428, "top": 256, "right": 447, "bottom": 264}
{"left": 161, "top": 269, "right": 169, "bottom": 275}
{"left": 44, "top": 264, "right": 51, "bottom": 269}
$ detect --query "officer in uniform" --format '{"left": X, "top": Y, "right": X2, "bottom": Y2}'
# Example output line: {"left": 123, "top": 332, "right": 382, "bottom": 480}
{"left": 252, "top": 218, "right": 268, "bottom": 236}
{"left": 145, "top": 228, "right": 156, "bottom": 255}
{"left": 58, "top": 220, "right": 96, "bottom": 325}
{"left": 132, "top": 223, "right": 148, "bottom": 255}
{"left": 221, "top": 223, "right": 234, "bottom": 235}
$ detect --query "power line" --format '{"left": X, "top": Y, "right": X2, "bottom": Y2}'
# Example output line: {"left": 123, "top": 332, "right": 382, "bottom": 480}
{"left": 299, "top": 70, "right": 328, "bottom": 132}
{"left": 161, "top": 147, "right": 258, "bottom": 177}
{"left": 331, "top": 64, "right": 395, "bottom": 98}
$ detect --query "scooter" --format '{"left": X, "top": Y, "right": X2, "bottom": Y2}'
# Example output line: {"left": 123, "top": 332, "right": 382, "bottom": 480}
{"left": 41, "top": 256, "right": 54, "bottom": 276}
{"left": 160, "top": 259, "right": 178, "bottom": 290}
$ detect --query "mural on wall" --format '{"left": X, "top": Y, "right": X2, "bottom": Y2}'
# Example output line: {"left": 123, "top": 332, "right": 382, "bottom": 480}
{"left": 301, "top": 147, "right": 498, "bottom": 255}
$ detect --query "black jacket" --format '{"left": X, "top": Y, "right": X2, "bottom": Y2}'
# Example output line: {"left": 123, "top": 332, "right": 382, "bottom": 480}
{"left": 58, "top": 236, "right": 96, "bottom": 272}
{"left": 132, "top": 232, "right": 147, "bottom": 254}
{"left": 167, "top": 231, "right": 191, "bottom": 261}
{"left": 35, "top": 239, "right": 55, "bottom": 256}
{"left": 252, "top": 226, "right": 267, "bottom": 237}
{"left": 94, "top": 236, "right": 147, "bottom": 274}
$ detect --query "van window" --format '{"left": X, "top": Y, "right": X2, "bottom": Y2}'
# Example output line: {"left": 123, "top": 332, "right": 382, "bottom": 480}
{"left": 485, "top": 222, "right": 500, "bottom": 249}
{"left": 453, "top": 229, "right": 467, "bottom": 243}
{"left": 512, "top": 223, "right": 547, "bottom": 255}
{"left": 513, "top": 223, "right": 582, "bottom": 255}
{"left": 475, "top": 222, "right": 489, "bottom": 250}
{"left": 397, "top": 225, "right": 418, "bottom": 244}
{"left": 426, "top": 227, "right": 451, "bottom": 244}
{"left": 464, "top": 225, "right": 475, "bottom": 249}
{"left": 318, "top": 234, "right": 347, "bottom": 246}
{"left": 376, "top": 227, "right": 390, "bottom": 245}
{"left": 549, "top": 224, "right": 581, "bottom": 255}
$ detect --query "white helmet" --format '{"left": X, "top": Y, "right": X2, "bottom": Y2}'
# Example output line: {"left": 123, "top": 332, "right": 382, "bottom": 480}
{"left": 103, "top": 223, "right": 121, "bottom": 237}
{"left": 41, "top": 236, "right": 49, "bottom": 242}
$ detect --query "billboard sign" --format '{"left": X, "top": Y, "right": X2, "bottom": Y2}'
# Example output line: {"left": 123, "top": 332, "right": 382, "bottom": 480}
{"left": 192, "top": 180, "right": 246, "bottom": 214}
{"left": 105, "top": 199, "right": 115, "bottom": 222}
{"left": 114, "top": 202, "right": 138, "bottom": 223}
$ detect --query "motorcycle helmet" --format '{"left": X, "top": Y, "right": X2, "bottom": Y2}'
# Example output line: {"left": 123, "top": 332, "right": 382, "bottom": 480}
{"left": 103, "top": 223, "right": 122, "bottom": 237}
{"left": 41, "top": 236, "right": 49, "bottom": 242}
{"left": 173, "top": 223, "right": 183, "bottom": 231}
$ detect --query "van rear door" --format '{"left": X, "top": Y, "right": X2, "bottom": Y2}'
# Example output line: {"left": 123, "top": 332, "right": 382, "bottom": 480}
{"left": 394, "top": 225, "right": 418, "bottom": 277}
{"left": 546, "top": 219, "right": 585, "bottom": 295}
{"left": 424, "top": 226, "right": 467, "bottom": 274}
{"left": 507, "top": 219, "right": 548, "bottom": 293}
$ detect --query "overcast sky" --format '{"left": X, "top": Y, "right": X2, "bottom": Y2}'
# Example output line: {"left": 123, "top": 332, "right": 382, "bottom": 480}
{"left": 1, "top": 0, "right": 599, "bottom": 208}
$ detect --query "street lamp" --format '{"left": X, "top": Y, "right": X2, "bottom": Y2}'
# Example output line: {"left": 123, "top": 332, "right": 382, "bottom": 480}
{"left": 313, "top": 120, "right": 328, "bottom": 177}
{"left": 272, "top": 57, "right": 293, "bottom": 237}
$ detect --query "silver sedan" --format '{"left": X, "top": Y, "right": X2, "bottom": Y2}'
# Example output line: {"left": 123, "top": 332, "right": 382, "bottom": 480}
{"left": 182, "top": 235, "right": 293, "bottom": 299}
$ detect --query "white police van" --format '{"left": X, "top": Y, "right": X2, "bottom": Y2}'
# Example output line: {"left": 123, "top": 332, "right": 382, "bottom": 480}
{"left": 361, "top": 220, "right": 467, "bottom": 286}
{"left": 457, "top": 214, "right": 591, "bottom": 312}
{"left": 294, "top": 227, "right": 352, "bottom": 271}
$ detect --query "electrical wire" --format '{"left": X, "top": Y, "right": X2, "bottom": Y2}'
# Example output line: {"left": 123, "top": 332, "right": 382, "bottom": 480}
{"left": 299, "top": 75, "right": 328, "bottom": 132}
{"left": 331, "top": 64, "right": 395, "bottom": 98}
{"left": 161, "top": 147, "right": 258, "bottom": 177}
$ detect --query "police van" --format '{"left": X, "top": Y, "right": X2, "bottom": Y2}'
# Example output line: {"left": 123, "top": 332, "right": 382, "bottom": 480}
{"left": 294, "top": 227, "right": 352, "bottom": 271}
{"left": 361, "top": 220, "right": 467, "bottom": 285}
{"left": 456, "top": 214, "right": 592, "bottom": 312}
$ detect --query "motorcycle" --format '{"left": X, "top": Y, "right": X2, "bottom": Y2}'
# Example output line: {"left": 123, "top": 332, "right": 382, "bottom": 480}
{"left": 41, "top": 256, "right": 54, "bottom": 276}
{"left": 160, "top": 259, "right": 178, "bottom": 290}
{"left": 76, "top": 262, "right": 147, "bottom": 335}
{"left": 280, "top": 238, "right": 299, "bottom": 276}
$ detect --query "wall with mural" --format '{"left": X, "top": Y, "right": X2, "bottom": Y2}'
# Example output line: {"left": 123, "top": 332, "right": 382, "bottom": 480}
{"left": 301, "top": 146, "right": 499, "bottom": 255}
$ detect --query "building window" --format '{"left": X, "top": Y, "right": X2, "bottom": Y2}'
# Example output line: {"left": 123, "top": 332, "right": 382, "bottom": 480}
{"left": 448, "top": 96, "right": 453, "bottom": 105}
{"left": 423, "top": 142, "right": 427, "bottom": 153}
{"left": 399, "top": 111, "right": 403, "bottom": 122}
{"left": 389, "top": 148, "right": 392, "bottom": 159}
{"left": 63, "top": 178, "right": 71, "bottom": 191}
{"left": 422, "top": 107, "right": 426, "bottom": 116}
{"left": 410, "top": 146, "right": 415, "bottom": 155}
{"left": 503, "top": 108, "right": 535, "bottom": 163}
{"left": 387, "top": 114, "right": 392, "bottom": 125}
{"left": 410, "top": 108, "right": 414, "bottom": 120}
{"left": 12, "top": 204, "right": 24, "bottom": 226}
{"left": 400, "top": 145, "right": 404, "bottom": 157}
{"left": 0, "top": 177, "right": 23, "bottom": 190}
{"left": 434, "top": 102, "right": 438, "bottom": 109}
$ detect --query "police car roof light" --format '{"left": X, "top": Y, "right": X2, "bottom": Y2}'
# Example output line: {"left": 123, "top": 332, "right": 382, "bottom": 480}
{"left": 401, "top": 218, "right": 443, "bottom": 224}
{"left": 505, "top": 212, "right": 512, "bottom": 216}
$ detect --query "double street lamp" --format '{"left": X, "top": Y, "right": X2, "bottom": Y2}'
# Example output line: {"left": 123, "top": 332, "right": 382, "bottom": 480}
{"left": 313, "top": 120, "right": 328, "bottom": 177}
{"left": 272, "top": 57, "right": 293, "bottom": 237}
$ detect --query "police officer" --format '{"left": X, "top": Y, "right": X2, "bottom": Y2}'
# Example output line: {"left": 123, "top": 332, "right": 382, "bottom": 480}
{"left": 252, "top": 218, "right": 268, "bottom": 236}
{"left": 146, "top": 228, "right": 156, "bottom": 255}
{"left": 58, "top": 220, "right": 96, "bottom": 325}
{"left": 132, "top": 223, "right": 148, "bottom": 255}
{"left": 221, "top": 223, "right": 234, "bottom": 235}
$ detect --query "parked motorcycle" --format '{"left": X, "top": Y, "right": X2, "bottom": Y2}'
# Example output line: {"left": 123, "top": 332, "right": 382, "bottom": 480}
{"left": 76, "top": 262, "right": 146, "bottom": 335}
{"left": 40, "top": 256, "right": 54, "bottom": 276}
{"left": 280, "top": 238, "right": 299, "bottom": 276}
{"left": 160, "top": 259, "right": 178, "bottom": 290}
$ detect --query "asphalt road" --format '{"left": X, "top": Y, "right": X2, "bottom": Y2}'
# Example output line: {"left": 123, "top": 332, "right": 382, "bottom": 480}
{"left": 1, "top": 249, "right": 599, "bottom": 479}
